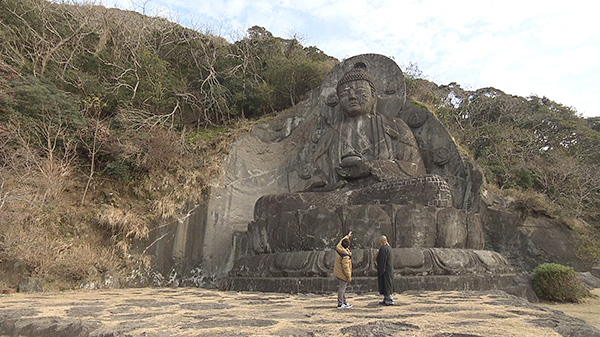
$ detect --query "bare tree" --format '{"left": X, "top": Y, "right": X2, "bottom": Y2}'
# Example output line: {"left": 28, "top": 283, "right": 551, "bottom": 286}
{"left": 0, "top": 112, "right": 76, "bottom": 208}
{"left": 1, "top": 0, "right": 93, "bottom": 78}
{"left": 34, "top": 113, "right": 77, "bottom": 200}
{"left": 227, "top": 30, "right": 264, "bottom": 119}
{"left": 80, "top": 96, "right": 109, "bottom": 205}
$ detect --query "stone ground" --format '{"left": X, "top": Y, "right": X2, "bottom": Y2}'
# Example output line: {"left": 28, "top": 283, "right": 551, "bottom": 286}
{"left": 541, "top": 288, "right": 600, "bottom": 333}
{"left": 1, "top": 288, "right": 599, "bottom": 337}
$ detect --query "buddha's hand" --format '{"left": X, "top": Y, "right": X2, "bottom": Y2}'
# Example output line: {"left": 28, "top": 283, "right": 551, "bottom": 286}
{"left": 336, "top": 155, "right": 371, "bottom": 179}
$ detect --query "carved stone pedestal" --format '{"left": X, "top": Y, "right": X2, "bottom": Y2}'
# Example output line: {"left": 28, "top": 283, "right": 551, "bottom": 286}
{"left": 224, "top": 247, "right": 515, "bottom": 293}
{"left": 222, "top": 274, "right": 516, "bottom": 294}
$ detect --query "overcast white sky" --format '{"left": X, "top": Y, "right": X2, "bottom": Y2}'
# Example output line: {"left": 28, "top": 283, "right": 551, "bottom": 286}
{"left": 103, "top": 0, "right": 599, "bottom": 117}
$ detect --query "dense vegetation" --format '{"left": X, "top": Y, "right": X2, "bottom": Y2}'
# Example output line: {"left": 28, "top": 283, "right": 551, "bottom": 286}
{"left": 0, "top": 0, "right": 598, "bottom": 290}
{"left": 532, "top": 263, "right": 590, "bottom": 302}
{"left": 405, "top": 78, "right": 600, "bottom": 263}
{"left": 0, "top": 0, "right": 335, "bottom": 289}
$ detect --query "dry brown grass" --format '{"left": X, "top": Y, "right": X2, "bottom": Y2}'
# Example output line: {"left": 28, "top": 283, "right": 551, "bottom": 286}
{"left": 0, "top": 201, "right": 121, "bottom": 289}
{"left": 503, "top": 187, "right": 554, "bottom": 216}
{"left": 142, "top": 129, "right": 184, "bottom": 172}
{"left": 0, "top": 120, "right": 124, "bottom": 290}
{"left": 131, "top": 118, "right": 256, "bottom": 221}
{"left": 0, "top": 113, "right": 261, "bottom": 291}
{"left": 96, "top": 206, "right": 150, "bottom": 240}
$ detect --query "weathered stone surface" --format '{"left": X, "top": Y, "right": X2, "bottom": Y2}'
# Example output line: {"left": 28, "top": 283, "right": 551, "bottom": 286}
{"left": 4, "top": 288, "right": 599, "bottom": 337}
{"left": 347, "top": 175, "right": 453, "bottom": 207}
{"left": 431, "top": 249, "right": 483, "bottom": 275}
{"left": 466, "top": 212, "right": 485, "bottom": 249}
{"left": 267, "top": 211, "right": 301, "bottom": 253}
{"left": 298, "top": 207, "right": 343, "bottom": 251}
{"left": 223, "top": 274, "right": 516, "bottom": 294}
{"left": 481, "top": 190, "right": 588, "bottom": 272}
{"left": 273, "top": 251, "right": 315, "bottom": 277}
{"left": 436, "top": 208, "right": 467, "bottom": 248}
{"left": 395, "top": 248, "right": 427, "bottom": 269}
{"left": 578, "top": 272, "right": 600, "bottom": 290}
{"left": 395, "top": 204, "right": 437, "bottom": 248}
{"left": 247, "top": 219, "right": 269, "bottom": 254}
{"left": 221, "top": 55, "right": 517, "bottom": 293}
{"left": 102, "top": 270, "right": 121, "bottom": 289}
{"left": 18, "top": 277, "right": 42, "bottom": 293}
{"left": 0, "top": 259, "right": 27, "bottom": 288}
{"left": 79, "top": 280, "right": 99, "bottom": 290}
{"left": 244, "top": 202, "right": 486, "bottom": 256}
{"left": 342, "top": 205, "right": 393, "bottom": 249}
{"left": 143, "top": 199, "right": 209, "bottom": 287}
{"left": 501, "top": 272, "right": 539, "bottom": 303}
{"left": 229, "top": 248, "right": 513, "bottom": 283}
{"left": 531, "top": 306, "right": 600, "bottom": 337}
{"left": 473, "top": 250, "right": 513, "bottom": 272}
{"left": 341, "top": 321, "right": 420, "bottom": 336}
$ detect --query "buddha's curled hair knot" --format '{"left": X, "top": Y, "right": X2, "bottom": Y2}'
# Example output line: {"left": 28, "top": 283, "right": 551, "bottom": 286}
{"left": 337, "top": 69, "right": 376, "bottom": 96}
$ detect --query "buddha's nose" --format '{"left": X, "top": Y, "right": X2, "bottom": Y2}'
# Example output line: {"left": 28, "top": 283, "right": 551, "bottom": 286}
{"left": 348, "top": 89, "right": 357, "bottom": 99}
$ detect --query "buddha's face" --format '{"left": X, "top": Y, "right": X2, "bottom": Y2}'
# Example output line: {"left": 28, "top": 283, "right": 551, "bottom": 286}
{"left": 338, "top": 80, "right": 375, "bottom": 117}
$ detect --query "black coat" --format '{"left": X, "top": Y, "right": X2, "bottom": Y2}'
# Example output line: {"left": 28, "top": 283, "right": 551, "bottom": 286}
{"left": 376, "top": 244, "right": 395, "bottom": 295}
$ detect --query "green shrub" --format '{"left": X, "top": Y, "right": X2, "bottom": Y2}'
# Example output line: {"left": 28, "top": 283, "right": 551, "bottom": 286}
{"left": 105, "top": 161, "right": 133, "bottom": 181}
{"left": 532, "top": 263, "right": 590, "bottom": 302}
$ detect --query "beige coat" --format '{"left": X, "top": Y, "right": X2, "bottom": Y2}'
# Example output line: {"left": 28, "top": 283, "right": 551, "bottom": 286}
{"left": 333, "top": 235, "right": 352, "bottom": 281}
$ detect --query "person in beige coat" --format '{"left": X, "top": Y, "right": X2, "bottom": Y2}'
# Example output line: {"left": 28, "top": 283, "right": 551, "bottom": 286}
{"left": 334, "top": 231, "right": 353, "bottom": 309}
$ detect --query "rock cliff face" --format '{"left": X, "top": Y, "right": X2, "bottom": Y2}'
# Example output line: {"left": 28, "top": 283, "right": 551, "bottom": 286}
{"left": 479, "top": 190, "right": 588, "bottom": 272}
{"left": 144, "top": 54, "right": 588, "bottom": 287}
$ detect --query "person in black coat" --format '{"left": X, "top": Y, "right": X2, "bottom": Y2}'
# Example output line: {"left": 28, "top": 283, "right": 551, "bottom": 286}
{"left": 375, "top": 235, "right": 395, "bottom": 305}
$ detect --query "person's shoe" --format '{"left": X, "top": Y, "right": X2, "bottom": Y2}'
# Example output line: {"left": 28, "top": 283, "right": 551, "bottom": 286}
{"left": 337, "top": 303, "right": 352, "bottom": 309}
{"left": 344, "top": 303, "right": 353, "bottom": 308}
{"left": 384, "top": 301, "right": 395, "bottom": 306}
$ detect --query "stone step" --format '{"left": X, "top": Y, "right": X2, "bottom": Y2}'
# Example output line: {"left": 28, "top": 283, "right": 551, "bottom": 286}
{"left": 221, "top": 274, "right": 516, "bottom": 294}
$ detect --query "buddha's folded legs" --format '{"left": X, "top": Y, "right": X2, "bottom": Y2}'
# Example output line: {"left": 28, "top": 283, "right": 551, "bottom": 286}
{"left": 254, "top": 174, "right": 453, "bottom": 220}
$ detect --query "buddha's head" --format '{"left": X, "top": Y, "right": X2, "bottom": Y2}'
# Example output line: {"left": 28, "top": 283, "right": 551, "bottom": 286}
{"left": 337, "top": 68, "right": 376, "bottom": 117}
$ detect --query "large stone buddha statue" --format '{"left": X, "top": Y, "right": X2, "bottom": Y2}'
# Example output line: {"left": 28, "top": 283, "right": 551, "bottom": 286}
{"left": 311, "top": 66, "right": 426, "bottom": 189}
{"left": 251, "top": 65, "right": 454, "bottom": 238}
{"left": 222, "top": 55, "right": 514, "bottom": 293}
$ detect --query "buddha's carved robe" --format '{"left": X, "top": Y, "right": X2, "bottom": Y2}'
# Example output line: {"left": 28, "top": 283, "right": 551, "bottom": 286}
{"left": 312, "top": 113, "right": 426, "bottom": 186}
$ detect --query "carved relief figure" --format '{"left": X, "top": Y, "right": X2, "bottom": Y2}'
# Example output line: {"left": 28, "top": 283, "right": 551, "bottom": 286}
{"left": 307, "top": 67, "right": 426, "bottom": 192}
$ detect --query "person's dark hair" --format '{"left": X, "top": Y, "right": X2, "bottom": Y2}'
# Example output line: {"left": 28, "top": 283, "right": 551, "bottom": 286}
{"left": 341, "top": 238, "right": 350, "bottom": 248}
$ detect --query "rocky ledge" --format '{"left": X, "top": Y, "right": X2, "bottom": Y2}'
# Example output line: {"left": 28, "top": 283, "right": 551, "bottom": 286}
{"left": 1, "top": 288, "right": 599, "bottom": 337}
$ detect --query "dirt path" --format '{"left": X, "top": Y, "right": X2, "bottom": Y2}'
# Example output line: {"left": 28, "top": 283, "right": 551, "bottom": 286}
{"left": 1, "top": 288, "right": 599, "bottom": 337}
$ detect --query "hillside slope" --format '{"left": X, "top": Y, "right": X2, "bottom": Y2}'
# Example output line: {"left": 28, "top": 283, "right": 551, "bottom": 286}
{"left": 0, "top": 0, "right": 598, "bottom": 291}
